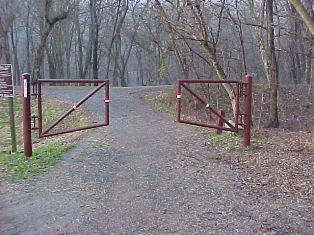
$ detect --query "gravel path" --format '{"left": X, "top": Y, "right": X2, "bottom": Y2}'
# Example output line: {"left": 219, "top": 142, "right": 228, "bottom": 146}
{"left": 0, "top": 86, "right": 312, "bottom": 234}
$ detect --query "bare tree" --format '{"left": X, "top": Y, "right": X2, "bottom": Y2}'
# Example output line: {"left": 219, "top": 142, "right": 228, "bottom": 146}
{"left": 32, "top": 0, "right": 72, "bottom": 81}
{"left": 247, "top": 0, "right": 279, "bottom": 127}
{"left": 154, "top": 0, "right": 189, "bottom": 80}
{"left": 99, "top": 0, "right": 128, "bottom": 86}
{"left": 1, "top": 0, "right": 311, "bottom": 92}
{"left": 224, "top": 0, "right": 248, "bottom": 76}
{"left": 266, "top": 0, "right": 279, "bottom": 127}
{"left": 90, "top": 0, "right": 99, "bottom": 84}
{"left": 154, "top": 0, "right": 238, "bottom": 114}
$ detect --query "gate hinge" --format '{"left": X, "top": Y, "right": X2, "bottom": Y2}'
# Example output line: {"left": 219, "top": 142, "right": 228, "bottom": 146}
{"left": 31, "top": 115, "right": 39, "bottom": 130}
{"left": 239, "top": 82, "right": 246, "bottom": 97}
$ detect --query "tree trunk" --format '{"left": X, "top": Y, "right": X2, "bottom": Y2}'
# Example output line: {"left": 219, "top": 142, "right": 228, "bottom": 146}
{"left": 304, "top": 47, "right": 312, "bottom": 84}
{"left": 90, "top": 0, "right": 99, "bottom": 85}
{"left": 289, "top": 0, "right": 314, "bottom": 36}
{"left": 113, "top": 33, "right": 121, "bottom": 86}
{"left": 10, "top": 23, "right": 20, "bottom": 85}
{"left": 265, "top": 0, "right": 279, "bottom": 128}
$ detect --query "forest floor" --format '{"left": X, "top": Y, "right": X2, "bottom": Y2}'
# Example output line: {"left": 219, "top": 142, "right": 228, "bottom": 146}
{"left": 145, "top": 84, "right": 314, "bottom": 205}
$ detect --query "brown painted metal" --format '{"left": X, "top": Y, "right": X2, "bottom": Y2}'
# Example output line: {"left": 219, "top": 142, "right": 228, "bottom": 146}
{"left": 179, "top": 119, "right": 237, "bottom": 132}
{"left": 37, "top": 79, "right": 43, "bottom": 135}
{"left": 243, "top": 75, "right": 252, "bottom": 147}
{"left": 105, "top": 81, "right": 110, "bottom": 125}
{"left": 40, "top": 123, "right": 109, "bottom": 138}
{"left": 37, "top": 79, "right": 109, "bottom": 138}
{"left": 22, "top": 73, "right": 32, "bottom": 157}
{"left": 235, "top": 81, "right": 240, "bottom": 127}
{"left": 38, "top": 79, "right": 108, "bottom": 83}
{"left": 178, "top": 79, "right": 240, "bottom": 84}
{"left": 215, "top": 109, "right": 225, "bottom": 134}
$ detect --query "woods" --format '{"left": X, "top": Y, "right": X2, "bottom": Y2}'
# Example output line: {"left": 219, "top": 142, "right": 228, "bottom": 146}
{"left": 0, "top": 0, "right": 313, "bottom": 127}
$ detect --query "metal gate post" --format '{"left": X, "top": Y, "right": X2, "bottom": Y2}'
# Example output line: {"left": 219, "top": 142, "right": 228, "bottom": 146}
{"left": 22, "top": 73, "right": 32, "bottom": 157}
{"left": 243, "top": 75, "right": 252, "bottom": 147}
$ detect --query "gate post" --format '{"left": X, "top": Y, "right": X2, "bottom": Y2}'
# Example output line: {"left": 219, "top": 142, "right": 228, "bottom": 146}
{"left": 22, "top": 73, "right": 32, "bottom": 157}
{"left": 243, "top": 75, "right": 252, "bottom": 147}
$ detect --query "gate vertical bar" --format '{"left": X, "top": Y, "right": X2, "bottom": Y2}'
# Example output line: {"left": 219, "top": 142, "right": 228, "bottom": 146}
{"left": 105, "top": 81, "right": 110, "bottom": 125}
{"left": 243, "top": 75, "right": 252, "bottom": 147}
{"left": 37, "top": 80, "right": 43, "bottom": 137}
{"left": 176, "top": 80, "right": 182, "bottom": 122}
{"left": 22, "top": 73, "right": 32, "bottom": 156}
{"left": 235, "top": 81, "right": 240, "bottom": 128}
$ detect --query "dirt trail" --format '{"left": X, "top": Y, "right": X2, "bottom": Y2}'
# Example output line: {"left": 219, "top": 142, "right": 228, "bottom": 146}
{"left": 0, "top": 87, "right": 312, "bottom": 235}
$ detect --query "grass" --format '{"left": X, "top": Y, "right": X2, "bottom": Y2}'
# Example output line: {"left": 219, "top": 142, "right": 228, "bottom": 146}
{"left": 210, "top": 133, "right": 227, "bottom": 144}
{"left": 0, "top": 143, "right": 74, "bottom": 182}
{"left": 0, "top": 91, "right": 91, "bottom": 182}
{"left": 90, "top": 140, "right": 104, "bottom": 148}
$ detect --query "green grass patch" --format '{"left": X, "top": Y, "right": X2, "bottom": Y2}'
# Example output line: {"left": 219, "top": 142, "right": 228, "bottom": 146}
{"left": 210, "top": 133, "right": 228, "bottom": 144}
{"left": 0, "top": 142, "right": 74, "bottom": 182}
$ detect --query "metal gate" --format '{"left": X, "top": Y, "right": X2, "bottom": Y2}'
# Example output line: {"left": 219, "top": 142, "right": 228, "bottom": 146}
{"left": 22, "top": 73, "right": 109, "bottom": 156}
{"left": 176, "top": 75, "right": 252, "bottom": 146}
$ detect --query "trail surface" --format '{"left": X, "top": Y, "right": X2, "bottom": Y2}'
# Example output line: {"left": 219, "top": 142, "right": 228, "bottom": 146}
{"left": 0, "top": 86, "right": 312, "bottom": 234}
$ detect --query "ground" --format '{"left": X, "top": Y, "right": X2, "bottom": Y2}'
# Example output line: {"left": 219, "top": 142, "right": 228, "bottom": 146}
{"left": 0, "top": 85, "right": 313, "bottom": 235}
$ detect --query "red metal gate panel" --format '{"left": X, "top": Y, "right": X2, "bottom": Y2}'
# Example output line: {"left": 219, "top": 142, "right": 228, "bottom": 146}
{"left": 36, "top": 79, "right": 109, "bottom": 138}
{"left": 22, "top": 75, "right": 110, "bottom": 157}
{"left": 176, "top": 76, "right": 252, "bottom": 146}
